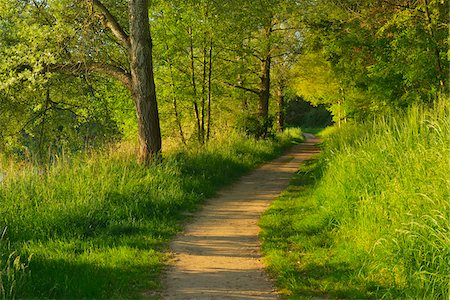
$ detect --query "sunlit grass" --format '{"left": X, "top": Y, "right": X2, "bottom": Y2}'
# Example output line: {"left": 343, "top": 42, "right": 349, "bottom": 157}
{"left": 261, "top": 100, "right": 449, "bottom": 299}
{"left": 0, "top": 129, "right": 302, "bottom": 299}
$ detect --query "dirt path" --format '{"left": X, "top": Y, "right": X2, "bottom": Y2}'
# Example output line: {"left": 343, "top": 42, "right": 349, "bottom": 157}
{"left": 160, "top": 137, "right": 321, "bottom": 299}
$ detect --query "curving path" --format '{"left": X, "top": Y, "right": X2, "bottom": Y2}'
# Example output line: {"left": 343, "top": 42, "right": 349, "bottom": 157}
{"left": 160, "top": 136, "right": 321, "bottom": 299}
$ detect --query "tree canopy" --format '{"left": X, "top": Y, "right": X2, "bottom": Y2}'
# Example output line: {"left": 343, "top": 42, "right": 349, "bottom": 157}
{"left": 0, "top": 0, "right": 447, "bottom": 161}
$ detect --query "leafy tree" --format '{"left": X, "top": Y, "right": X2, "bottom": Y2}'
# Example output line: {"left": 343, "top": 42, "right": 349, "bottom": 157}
{"left": 0, "top": 0, "right": 161, "bottom": 163}
{"left": 217, "top": 0, "right": 302, "bottom": 136}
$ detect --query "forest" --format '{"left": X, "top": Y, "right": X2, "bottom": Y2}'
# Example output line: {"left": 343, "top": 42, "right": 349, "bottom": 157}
{"left": 0, "top": 0, "right": 448, "bottom": 299}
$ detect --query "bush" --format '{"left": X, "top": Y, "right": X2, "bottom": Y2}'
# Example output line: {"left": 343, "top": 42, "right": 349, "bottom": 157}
{"left": 235, "top": 114, "right": 275, "bottom": 139}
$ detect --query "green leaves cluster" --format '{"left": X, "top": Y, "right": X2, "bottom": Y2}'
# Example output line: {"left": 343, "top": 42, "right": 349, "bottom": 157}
{"left": 0, "top": 1, "right": 131, "bottom": 161}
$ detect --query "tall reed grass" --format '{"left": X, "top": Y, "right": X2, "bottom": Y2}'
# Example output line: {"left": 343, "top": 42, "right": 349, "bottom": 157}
{"left": 315, "top": 100, "right": 449, "bottom": 298}
{"left": 261, "top": 100, "right": 448, "bottom": 299}
{"left": 0, "top": 130, "right": 300, "bottom": 298}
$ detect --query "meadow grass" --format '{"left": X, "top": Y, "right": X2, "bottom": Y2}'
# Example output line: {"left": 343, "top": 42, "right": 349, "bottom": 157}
{"left": 0, "top": 129, "right": 302, "bottom": 299}
{"left": 260, "top": 101, "right": 449, "bottom": 299}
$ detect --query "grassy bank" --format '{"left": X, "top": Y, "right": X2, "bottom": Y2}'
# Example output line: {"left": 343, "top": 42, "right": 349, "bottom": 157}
{"left": 260, "top": 101, "right": 449, "bottom": 299}
{"left": 0, "top": 129, "right": 302, "bottom": 299}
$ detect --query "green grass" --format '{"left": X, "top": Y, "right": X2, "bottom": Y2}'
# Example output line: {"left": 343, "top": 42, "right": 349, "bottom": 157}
{"left": 260, "top": 100, "right": 449, "bottom": 299}
{"left": 297, "top": 127, "right": 325, "bottom": 135}
{"left": 0, "top": 129, "right": 303, "bottom": 299}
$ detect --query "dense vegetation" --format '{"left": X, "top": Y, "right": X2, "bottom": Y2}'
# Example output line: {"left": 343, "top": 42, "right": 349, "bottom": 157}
{"left": 260, "top": 101, "right": 449, "bottom": 299}
{"left": 0, "top": 0, "right": 448, "bottom": 298}
{"left": 1, "top": 1, "right": 447, "bottom": 161}
{"left": 0, "top": 130, "right": 301, "bottom": 298}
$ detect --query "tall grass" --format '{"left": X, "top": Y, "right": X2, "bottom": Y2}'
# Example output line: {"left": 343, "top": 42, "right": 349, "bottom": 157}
{"left": 0, "top": 130, "right": 301, "bottom": 298}
{"left": 317, "top": 101, "right": 449, "bottom": 298}
{"left": 0, "top": 227, "right": 30, "bottom": 300}
{"left": 261, "top": 100, "right": 449, "bottom": 298}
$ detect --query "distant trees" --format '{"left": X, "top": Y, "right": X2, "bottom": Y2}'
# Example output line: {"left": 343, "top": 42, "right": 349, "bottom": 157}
{"left": 152, "top": 0, "right": 216, "bottom": 144}
{"left": 295, "top": 0, "right": 449, "bottom": 122}
{"left": 152, "top": 0, "right": 302, "bottom": 139}
{"left": 216, "top": 0, "right": 302, "bottom": 136}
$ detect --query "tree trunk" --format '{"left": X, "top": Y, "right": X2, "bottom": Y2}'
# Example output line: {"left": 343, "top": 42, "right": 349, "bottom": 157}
{"left": 275, "top": 84, "right": 285, "bottom": 133}
{"left": 164, "top": 35, "right": 186, "bottom": 145}
{"left": 188, "top": 26, "right": 202, "bottom": 142}
{"left": 258, "top": 22, "right": 273, "bottom": 139}
{"left": 423, "top": 0, "right": 445, "bottom": 89}
{"left": 128, "top": 0, "right": 161, "bottom": 163}
{"left": 206, "top": 38, "right": 213, "bottom": 141}
{"left": 258, "top": 55, "right": 271, "bottom": 119}
{"left": 169, "top": 64, "right": 187, "bottom": 145}
{"left": 200, "top": 41, "right": 207, "bottom": 144}
{"left": 38, "top": 87, "right": 51, "bottom": 161}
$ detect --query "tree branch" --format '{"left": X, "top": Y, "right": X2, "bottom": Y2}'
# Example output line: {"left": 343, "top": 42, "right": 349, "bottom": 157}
{"left": 47, "top": 62, "right": 132, "bottom": 90}
{"left": 91, "top": 0, "right": 131, "bottom": 49}
{"left": 271, "top": 26, "right": 299, "bottom": 32}
{"left": 224, "top": 82, "right": 260, "bottom": 95}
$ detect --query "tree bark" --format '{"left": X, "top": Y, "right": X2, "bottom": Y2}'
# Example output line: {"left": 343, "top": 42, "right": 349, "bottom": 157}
{"left": 201, "top": 41, "right": 207, "bottom": 144}
{"left": 169, "top": 62, "right": 187, "bottom": 145}
{"left": 258, "top": 55, "right": 271, "bottom": 119}
{"left": 128, "top": 0, "right": 162, "bottom": 163}
{"left": 423, "top": 0, "right": 445, "bottom": 89}
{"left": 188, "top": 26, "right": 202, "bottom": 143}
{"left": 275, "top": 83, "right": 285, "bottom": 133}
{"left": 258, "top": 22, "right": 273, "bottom": 138}
{"left": 206, "top": 38, "right": 213, "bottom": 141}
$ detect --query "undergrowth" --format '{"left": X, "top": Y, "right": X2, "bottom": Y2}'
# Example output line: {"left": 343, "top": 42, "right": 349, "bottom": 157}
{"left": 0, "top": 129, "right": 302, "bottom": 299}
{"left": 260, "top": 101, "right": 449, "bottom": 299}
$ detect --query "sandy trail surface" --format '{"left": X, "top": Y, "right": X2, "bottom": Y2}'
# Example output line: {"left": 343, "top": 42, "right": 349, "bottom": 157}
{"left": 160, "top": 137, "right": 321, "bottom": 299}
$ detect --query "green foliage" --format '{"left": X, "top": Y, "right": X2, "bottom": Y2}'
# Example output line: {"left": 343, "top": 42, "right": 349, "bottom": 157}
{"left": 0, "top": 1, "right": 132, "bottom": 158}
{"left": 261, "top": 100, "right": 449, "bottom": 298}
{"left": 275, "top": 127, "right": 304, "bottom": 145}
{"left": 0, "top": 75, "right": 125, "bottom": 163}
{"left": 295, "top": 0, "right": 449, "bottom": 120}
{"left": 0, "top": 132, "right": 295, "bottom": 298}
{"left": 285, "top": 97, "right": 332, "bottom": 128}
{"left": 235, "top": 114, "right": 275, "bottom": 139}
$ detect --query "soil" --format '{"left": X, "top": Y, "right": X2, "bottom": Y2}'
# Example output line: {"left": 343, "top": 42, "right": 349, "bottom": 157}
{"left": 160, "top": 136, "right": 321, "bottom": 299}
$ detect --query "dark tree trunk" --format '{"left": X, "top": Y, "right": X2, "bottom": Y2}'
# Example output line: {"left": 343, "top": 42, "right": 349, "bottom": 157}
{"left": 275, "top": 84, "right": 285, "bottom": 133}
{"left": 258, "top": 55, "right": 271, "bottom": 119}
{"left": 38, "top": 87, "right": 51, "bottom": 161}
{"left": 257, "top": 54, "right": 271, "bottom": 138}
{"left": 257, "top": 22, "right": 273, "bottom": 139}
{"left": 128, "top": 0, "right": 161, "bottom": 163}
{"left": 423, "top": 0, "right": 445, "bottom": 89}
